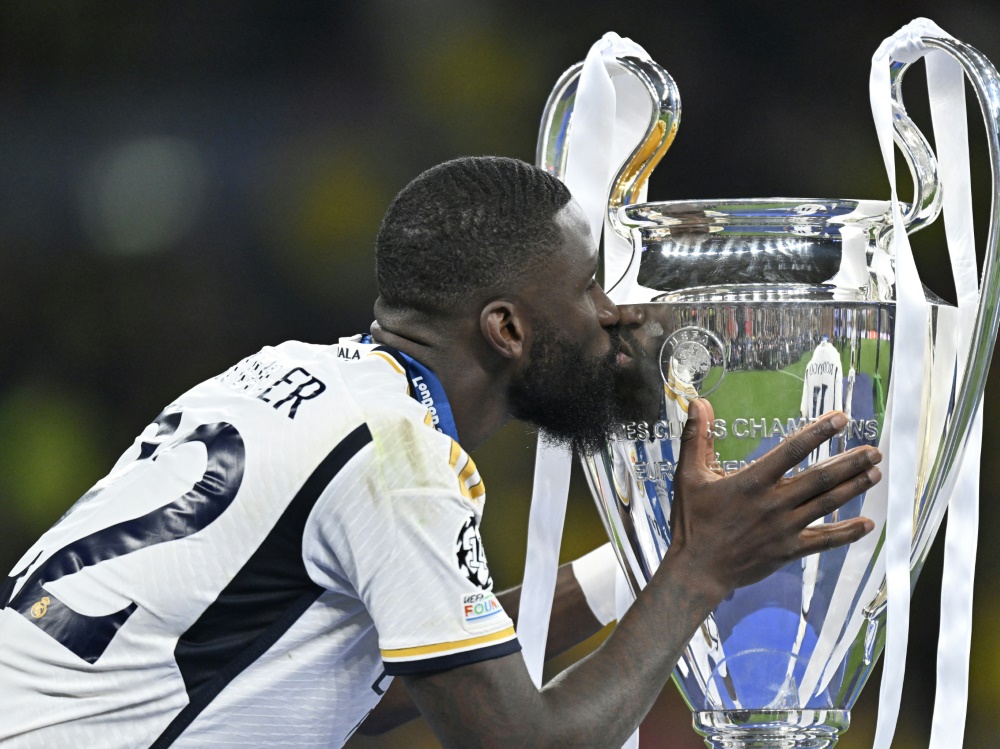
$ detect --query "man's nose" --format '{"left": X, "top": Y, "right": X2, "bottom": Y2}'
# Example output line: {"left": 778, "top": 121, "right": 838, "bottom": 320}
{"left": 594, "top": 283, "right": 620, "bottom": 328}
{"left": 616, "top": 304, "right": 646, "bottom": 328}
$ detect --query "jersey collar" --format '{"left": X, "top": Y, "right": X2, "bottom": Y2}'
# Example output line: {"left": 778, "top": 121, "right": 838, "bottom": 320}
{"left": 371, "top": 343, "right": 460, "bottom": 443}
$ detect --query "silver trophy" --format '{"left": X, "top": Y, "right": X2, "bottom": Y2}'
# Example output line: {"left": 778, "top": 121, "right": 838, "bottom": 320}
{"left": 537, "top": 31, "right": 1000, "bottom": 749}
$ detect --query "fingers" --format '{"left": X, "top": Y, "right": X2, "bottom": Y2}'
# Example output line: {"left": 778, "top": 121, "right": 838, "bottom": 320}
{"left": 788, "top": 463, "right": 882, "bottom": 529}
{"left": 797, "top": 517, "right": 876, "bottom": 557}
{"left": 677, "top": 399, "right": 715, "bottom": 477}
{"left": 785, "top": 445, "right": 882, "bottom": 510}
{"left": 747, "top": 411, "right": 849, "bottom": 485}
{"left": 785, "top": 447, "right": 882, "bottom": 557}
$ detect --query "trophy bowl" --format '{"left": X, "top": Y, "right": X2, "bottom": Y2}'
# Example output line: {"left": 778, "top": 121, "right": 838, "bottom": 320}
{"left": 539, "top": 30, "right": 1000, "bottom": 749}
{"left": 584, "top": 202, "right": 940, "bottom": 747}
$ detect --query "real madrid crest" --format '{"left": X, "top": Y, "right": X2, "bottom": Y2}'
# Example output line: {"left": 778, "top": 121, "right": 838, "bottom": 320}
{"left": 30, "top": 596, "right": 51, "bottom": 619}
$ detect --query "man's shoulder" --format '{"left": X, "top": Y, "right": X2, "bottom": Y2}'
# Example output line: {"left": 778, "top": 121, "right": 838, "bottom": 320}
{"left": 361, "top": 396, "right": 465, "bottom": 496}
{"left": 210, "top": 339, "right": 468, "bottom": 496}
{"left": 340, "top": 357, "right": 471, "bottom": 498}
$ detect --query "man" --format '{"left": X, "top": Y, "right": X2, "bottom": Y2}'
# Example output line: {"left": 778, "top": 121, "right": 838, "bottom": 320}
{"left": 0, "top": 156, "right": 879, "bottom": 748}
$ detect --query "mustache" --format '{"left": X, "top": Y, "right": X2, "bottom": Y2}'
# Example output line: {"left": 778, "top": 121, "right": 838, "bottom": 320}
{"left": 614, "top": 326, "right": 644, "bottom": 360}
{"left": 605, "top": 327, "right": 621, "bottom": 362}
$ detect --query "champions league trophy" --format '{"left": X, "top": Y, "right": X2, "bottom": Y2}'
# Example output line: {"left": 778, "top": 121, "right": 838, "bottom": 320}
{"left": 537, "top": 25, "right": 1000, "bottom": 748}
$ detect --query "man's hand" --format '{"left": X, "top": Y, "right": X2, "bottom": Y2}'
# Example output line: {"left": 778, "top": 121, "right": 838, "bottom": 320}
{"left": 401, "top": 398, "right": 880, "bottom": 749}
{"left": 359, "top": 561, "right": 606, "bottom": 736}
{"left": 667, "top": 399, "right": 879, "bottom": 598}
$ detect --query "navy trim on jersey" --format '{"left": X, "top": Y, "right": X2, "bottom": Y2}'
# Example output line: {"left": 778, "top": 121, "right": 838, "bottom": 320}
{"left": 149, "top": 423, "right": 374, "bottom": 749}
{"left": 373, "top": 345, "right": 460, "bottom": 442}
{"left": 382, "top": 638, "right": 522, "bottom": 676}
{"left": 3, "top": 419, "right": 245, "bottom": 665}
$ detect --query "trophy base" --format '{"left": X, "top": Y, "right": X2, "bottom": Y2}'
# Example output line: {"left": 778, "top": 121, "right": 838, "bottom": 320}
{"left": 693, "top": 709, "right": 849, "bottom": 748}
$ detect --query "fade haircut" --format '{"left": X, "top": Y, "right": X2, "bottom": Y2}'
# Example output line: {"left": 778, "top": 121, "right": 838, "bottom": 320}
{"left": 375, "top": 156, "right": 574, "bottom": 314}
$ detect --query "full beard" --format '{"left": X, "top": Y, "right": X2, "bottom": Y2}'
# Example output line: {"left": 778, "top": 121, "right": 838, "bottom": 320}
{"left": 507, "top": 325, "right": 653, "bottom": 455}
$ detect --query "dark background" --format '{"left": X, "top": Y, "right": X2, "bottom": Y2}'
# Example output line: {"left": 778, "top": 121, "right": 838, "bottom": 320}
{"left": 2, "top": 3, "right": 998, "bottom": 747}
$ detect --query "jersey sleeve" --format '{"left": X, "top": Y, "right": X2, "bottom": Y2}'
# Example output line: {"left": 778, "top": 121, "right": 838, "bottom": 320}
{"left": 302, "top": 434, "right": 519, "bottom": 677}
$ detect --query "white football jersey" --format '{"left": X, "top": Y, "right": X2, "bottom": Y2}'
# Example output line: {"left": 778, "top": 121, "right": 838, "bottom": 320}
{"left": 800, "top": 339, "right": 843, "bottom": 463}
{"left": 0, "top": 338, "right": 517, "bottom": 748}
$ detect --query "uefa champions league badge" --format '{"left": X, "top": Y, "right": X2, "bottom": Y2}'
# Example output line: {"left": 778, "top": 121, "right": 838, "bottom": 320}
{"left": 456, "top": 516, "right": 492, "bottom": 590}
{"left": 659, "top": 326, "right": 727, "bottom": 397}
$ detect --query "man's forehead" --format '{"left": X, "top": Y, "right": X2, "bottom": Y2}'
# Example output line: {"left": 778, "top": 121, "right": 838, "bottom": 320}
{"left": 553, "top": 199, "right": 599, "bottom": 268}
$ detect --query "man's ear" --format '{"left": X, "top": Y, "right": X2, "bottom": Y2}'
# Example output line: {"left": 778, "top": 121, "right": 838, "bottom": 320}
{"left": 480, "top": 300, "right": 528, "bottom": 360}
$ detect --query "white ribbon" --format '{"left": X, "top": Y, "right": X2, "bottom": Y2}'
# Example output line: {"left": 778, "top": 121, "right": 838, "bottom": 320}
{"left": 519, "top": 440, "right": 572, "bottom": 690}
{"left": 870, "top": 33, "right": 926, "bottom": 744}
{"left": 869, "top": 18, "right": 982, "bottom": 749}
{"left": 925, "top": 32, "right": 981, "bottom": 749}
{"left": 519, "top": 32, "right": 653, "bottom": 749}
{"left": 825, "top": 225, "right": 871, "bottom": 291}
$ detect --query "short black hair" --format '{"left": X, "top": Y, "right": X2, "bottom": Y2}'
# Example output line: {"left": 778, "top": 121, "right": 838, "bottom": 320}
{"left": 375, "top": 156, "right": 573, "bottom": 314}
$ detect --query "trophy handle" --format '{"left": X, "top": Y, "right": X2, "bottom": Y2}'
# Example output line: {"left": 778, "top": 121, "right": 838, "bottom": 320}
{"left": 881, "top": 59, "right": 943, "bottom": 236}
{"left": 907, "top": 35, "right": 1000, "bottom": 562}
{"left": 535, "top": 55, "right": 681, "bottom": 244}
{"left": 602, "top": 58, "right": 682, "bottom": 238}
{"left": 536, "top": 61, "right": 586, "bottom": 179}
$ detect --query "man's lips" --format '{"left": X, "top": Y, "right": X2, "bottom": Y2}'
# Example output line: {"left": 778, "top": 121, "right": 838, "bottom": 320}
{"left": 616, "top": 338, "right": 634, "bottom": 365}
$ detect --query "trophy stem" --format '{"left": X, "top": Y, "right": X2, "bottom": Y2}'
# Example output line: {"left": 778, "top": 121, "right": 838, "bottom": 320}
{"left": 694, "top": 710, "right": 849, "bottom": 749}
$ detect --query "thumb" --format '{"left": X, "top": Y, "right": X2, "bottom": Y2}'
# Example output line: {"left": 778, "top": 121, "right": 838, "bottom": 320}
{"left": 677, "top": 398, "right": 716, "bottom": 476}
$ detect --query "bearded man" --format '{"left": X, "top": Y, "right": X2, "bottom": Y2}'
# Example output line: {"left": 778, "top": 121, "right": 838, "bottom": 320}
{"left": 0, "top": 156, "right": 879, "bottom": 748}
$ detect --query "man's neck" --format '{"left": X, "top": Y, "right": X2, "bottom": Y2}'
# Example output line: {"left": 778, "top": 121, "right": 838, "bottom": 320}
{"left": 370, "top": 320, "right": 510, "bottom": 452}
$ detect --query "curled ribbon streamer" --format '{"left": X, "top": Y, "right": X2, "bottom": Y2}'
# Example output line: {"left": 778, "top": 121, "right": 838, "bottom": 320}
{"left": 519, "top": 32, "right": 652, "bottom": 701}
{"left": 825, "top": 225, "right": 870, "bottom": 290}
{"left": 520, "top": 32, "right": 653, "bottom": 749}
{"left": 869, "top": 22, "right": 927, "bottom": 749}
{"left": 519, "top": 440, "right": 572, "bottom": 691}
{"left": 925, "top": 30, "right": 981, "bottom": 749}
{"left": 870, "top": 18, "right": 982, "bottom": 749}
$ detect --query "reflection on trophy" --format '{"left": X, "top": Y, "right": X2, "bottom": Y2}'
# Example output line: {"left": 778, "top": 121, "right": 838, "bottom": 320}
{"left": 537, "top": 23, "right": 1000, "bottom": 749}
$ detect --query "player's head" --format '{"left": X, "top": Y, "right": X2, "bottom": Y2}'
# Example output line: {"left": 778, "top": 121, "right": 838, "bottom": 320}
{"left": 375, "top": 155, "right": 573, "bottom": 315}
{"left": 375, "top": 156, "right": 647, "bottom": 453}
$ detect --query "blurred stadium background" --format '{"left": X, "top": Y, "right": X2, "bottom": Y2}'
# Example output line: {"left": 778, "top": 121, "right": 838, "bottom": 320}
{"left": 2, "top": 2, "right": 999, "bottom": 747}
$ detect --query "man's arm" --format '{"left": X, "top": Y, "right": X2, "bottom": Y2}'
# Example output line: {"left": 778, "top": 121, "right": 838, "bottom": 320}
{"left": 402, "top": 402, "right": 879, "bottom": 748}
{"left": 358, "top": 557, "right": 607, "bottom": 735}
